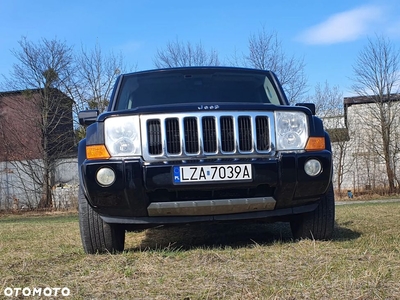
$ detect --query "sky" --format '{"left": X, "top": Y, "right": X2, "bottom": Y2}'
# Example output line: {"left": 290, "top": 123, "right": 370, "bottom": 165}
{"left": 1, "top": 0, "right": 400, "bottom": 98}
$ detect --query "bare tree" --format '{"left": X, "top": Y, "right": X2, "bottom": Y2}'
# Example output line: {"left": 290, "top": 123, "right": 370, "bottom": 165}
{"left": 0, "top": 38, "right": 131, "bottom": 209}
{"left": 154, "top": 39, "right": 220, "bottom": 68}
{"left": 1, "top": 37, "right": 75, "bottom": 208}
{"left": 72, "top": 43, "right": 127, "bottom": 112}
{"left": 310, "top": 82, "right": 352, "bottom": 195}
{"left": 226, "top": 47, "right": 246, "bottom": 68}
{"left": 63, "top": 43, "right": 129, "bottom": 141}
{"left": 245, "top": 28, "right": 308, "bottom": 104}
{"left": 351, "top": 34, "right": 400, "bottom": 193}
{"left": 311, "top": 82, "right": 343, "bottom": 117}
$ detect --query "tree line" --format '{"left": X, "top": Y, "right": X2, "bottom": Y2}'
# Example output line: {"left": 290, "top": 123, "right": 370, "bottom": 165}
{"left": 0, "top": 30, "right": 399, "bottom": 208}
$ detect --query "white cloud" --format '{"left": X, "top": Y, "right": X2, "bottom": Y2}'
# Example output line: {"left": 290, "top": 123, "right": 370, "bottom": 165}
{"left": 298, "top": 5, "right": 383, "bottom": 45}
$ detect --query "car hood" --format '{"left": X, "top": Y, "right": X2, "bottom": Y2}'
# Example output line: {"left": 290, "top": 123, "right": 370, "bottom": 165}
{"left": 98, "top": 102, "right": 312, "bottom": 121}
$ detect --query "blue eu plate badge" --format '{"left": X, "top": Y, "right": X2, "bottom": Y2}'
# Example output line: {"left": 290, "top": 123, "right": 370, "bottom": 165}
{"left": 173, "top": 166, "right": 181, "bottom": 183}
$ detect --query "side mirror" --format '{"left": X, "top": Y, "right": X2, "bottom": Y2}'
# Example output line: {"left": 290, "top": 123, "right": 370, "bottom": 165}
{"left": 295, "top": 103, "right": 316, "bottom": 115}
{"left": 78, "top": 110, "right": 99, "bottom": 126}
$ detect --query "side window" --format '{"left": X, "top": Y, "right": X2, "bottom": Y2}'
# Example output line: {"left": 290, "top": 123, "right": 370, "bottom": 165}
{"left": 115, "top": 76, "right": 140, "bottom": 110}
{"left": 263, "top": 78, "right": 280, "bottom": 105}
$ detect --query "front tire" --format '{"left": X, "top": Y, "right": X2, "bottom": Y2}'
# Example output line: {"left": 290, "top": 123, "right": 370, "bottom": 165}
{"left": 78, "top": 188, "right": 125, "bottom": 254}
{"left": 290, "top": 183, "right": 335, "bottom": 240}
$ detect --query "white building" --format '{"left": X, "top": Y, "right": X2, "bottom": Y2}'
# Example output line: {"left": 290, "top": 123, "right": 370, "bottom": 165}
{"left": 324, "top": 94, "right": 400, "bottom": 194}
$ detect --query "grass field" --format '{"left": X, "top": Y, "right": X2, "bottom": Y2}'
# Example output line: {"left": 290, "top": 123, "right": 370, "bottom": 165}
{"left": 1, "top": 202, "right": 399, "bottom": 299}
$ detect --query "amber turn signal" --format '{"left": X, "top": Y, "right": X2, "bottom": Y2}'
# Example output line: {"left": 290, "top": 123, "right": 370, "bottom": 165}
{"left": 305, "top": 137, "right": 325, "bottom": 151}
{"left": 86, "top": 145, "right": 111, "bottom": 160}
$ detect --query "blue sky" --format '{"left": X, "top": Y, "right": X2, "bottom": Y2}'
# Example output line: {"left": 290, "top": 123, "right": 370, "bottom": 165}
{"left": 1, "top": 0, "right": 400, "bottom": 97}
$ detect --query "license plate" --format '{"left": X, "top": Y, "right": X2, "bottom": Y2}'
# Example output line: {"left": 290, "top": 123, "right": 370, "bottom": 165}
{"left": 173, "top": 164, "right": 252, "bottom": 183}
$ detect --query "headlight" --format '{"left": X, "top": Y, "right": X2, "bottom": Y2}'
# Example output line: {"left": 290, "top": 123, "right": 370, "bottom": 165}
{"left": 275, "top": 111, "right": 308, "bottom": 151}
{"left": 105, "top": 116, "right": 141, "bottom": 157}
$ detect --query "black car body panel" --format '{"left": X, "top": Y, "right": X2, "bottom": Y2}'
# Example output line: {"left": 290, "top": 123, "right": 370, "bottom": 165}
{"left": 78, "top": 67, "right": 333, "bottom": 228}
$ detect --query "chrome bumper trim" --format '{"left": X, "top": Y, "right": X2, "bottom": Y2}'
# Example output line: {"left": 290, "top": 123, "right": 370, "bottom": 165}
{"left": 147, "top": 197, "right": 276, "bottom": 216}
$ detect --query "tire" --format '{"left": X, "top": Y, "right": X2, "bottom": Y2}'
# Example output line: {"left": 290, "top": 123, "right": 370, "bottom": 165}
{"left": 290, "top": 183, "right": 335, "bottom": 241}
{"left": 78, "top": 188, "right": 125, "bottom": 254}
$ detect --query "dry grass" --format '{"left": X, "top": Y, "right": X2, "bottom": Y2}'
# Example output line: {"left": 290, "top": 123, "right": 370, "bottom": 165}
{"left": 1, "top": 202, "right": 400, "bottom": 299}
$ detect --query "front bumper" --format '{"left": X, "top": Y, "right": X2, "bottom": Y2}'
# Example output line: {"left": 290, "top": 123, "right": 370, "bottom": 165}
{"left": 80, "top": 150, "right": 332, "bottom": 224}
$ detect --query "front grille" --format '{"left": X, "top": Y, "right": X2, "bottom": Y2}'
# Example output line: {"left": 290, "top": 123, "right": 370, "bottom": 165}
{"left": 142, "top": 112, "right": 274, "bottom": 161}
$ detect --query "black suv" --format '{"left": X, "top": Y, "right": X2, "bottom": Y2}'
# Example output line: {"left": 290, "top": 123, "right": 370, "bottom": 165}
{"left": 78, "top": 67, "right": 334, "bottom": 254}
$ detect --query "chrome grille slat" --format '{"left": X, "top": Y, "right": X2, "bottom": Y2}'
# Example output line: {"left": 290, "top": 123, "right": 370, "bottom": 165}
{"left": 256, "top": 116, "right": 269, "bottom": 151}
{"left": 202, "top": 116, "right": 217, "bottom": 153}
{"left": 147, "top": 119, "right": 162, "bottom": 155}
{"left": 166, "top": 118, "right": 180, "bottom": 154}
{"left": 220, "top": 116, "right": 234, "bottom": 152}
{"left": 184, "top": 117, "right": 199, "bottom": 154}
{"left": 141, "top": 112, "right": 275, "bottom": 162}
{"left": 238, "top": 116, "right": 252, "bottom": 151}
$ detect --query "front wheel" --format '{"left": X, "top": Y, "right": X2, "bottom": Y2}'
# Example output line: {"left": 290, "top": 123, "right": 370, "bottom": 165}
{"left": 78, "top": 188, "right": 125, "bottom": 254}
{"left": 290, "top": 183, "right": 335, "bottom": 241}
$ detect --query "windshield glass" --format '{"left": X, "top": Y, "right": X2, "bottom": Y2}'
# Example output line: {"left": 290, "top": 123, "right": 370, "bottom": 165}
{"left": 115, "top": 69, "right": 282, "bottom": 110}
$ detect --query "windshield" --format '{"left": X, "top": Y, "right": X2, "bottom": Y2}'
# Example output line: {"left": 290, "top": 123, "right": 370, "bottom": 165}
{"left": 114, "top": 69, "right": 282, "bottom": 110}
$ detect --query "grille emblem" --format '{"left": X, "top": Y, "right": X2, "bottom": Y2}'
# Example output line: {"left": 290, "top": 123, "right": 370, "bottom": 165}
{"left": 198, "top": 105, "right": 220, "bottom": 110}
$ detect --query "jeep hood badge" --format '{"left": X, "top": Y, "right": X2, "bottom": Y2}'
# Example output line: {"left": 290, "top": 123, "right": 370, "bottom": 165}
{"left": 198, "top": 105, "right": 220, "bottom": 110}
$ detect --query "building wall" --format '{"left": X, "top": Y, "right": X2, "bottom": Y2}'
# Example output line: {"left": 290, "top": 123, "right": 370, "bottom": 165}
{"left": 0, "top": 92, "right": 42, "bottom": 161}
{"left": 0, "top": 158, "right": 79, "bottom": 210}
{"left": 328, "top": 99, "right": 400, "bottom": 193}
{"left": 0, "top": 89, "right": 75, "bottom": 162}
{"left": 0, "top": 89, "right": 77, "bottom": 209}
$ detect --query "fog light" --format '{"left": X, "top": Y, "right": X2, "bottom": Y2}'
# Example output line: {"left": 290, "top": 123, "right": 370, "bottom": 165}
{"left": 96, "top": 167, "right": 116, "bottom": 186}
{"left": 304, "top": 159, "right": 322, "bottom": 176}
